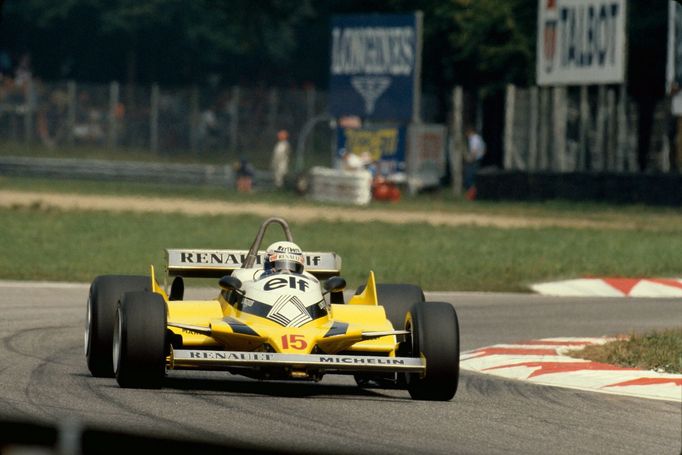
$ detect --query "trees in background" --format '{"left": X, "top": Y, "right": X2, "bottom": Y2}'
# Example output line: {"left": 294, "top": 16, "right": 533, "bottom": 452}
{"left": 0, "top": 0, "right": 536, "bottom": 90}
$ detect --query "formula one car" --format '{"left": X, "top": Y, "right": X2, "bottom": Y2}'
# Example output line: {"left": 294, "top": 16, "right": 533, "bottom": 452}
{"left": 85, "top": 217, "right": 460, "bottom": 401}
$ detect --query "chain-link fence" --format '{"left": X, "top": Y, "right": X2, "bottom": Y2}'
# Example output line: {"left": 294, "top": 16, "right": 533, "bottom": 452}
{"left": 503, "top": 84, "right": 670, "bottom": 173}
{"left": 0, "top": 79, "right": 334, "bottom": 171}
{"left": 3, "top": 78, "right": 672, "bottom": 179}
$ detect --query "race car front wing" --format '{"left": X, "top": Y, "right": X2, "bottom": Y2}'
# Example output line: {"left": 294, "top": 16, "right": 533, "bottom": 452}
{"left": 170, "top": 349, "right": 425, "bottom": 373}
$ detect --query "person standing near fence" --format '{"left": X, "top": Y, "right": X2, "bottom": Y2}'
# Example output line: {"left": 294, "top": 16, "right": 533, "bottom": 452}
{"left": 464, "top": 125, "right": 486, "bottom": 200}
{"left": 271, "top": 129, "right": 291, "bottom": 188}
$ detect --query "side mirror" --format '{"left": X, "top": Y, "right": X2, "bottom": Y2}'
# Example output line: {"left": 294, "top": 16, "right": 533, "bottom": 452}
{"left": 324, "top": 276, "right": 346, "bottom": 294}
{"left": 219, "top": 275, "right": 242, "bottom": 293}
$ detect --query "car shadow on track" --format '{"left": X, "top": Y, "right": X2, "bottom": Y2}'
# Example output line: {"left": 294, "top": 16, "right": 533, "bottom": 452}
{"left": 160, "top": 375, "right": 411, "bottom": 402}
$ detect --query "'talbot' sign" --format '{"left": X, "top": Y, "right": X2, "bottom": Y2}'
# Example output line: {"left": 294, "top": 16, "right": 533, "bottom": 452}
{"left": 329, "top": 13, "right": 422, "bottom": 121}
{"left": 537, "top": 0, "right": 626, "bottom": 85}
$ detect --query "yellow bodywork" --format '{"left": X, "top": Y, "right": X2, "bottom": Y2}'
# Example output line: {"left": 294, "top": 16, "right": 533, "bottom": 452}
{"left": 153, "top": 270, "right": 400, "bottom": 359}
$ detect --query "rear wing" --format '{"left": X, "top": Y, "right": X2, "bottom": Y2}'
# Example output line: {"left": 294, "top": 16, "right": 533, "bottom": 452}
{"left": 166, "top": 249, "right": 342, "bottom": 279}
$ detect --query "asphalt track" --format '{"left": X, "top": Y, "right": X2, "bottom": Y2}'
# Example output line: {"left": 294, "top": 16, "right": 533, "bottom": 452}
{"left": 0, "top": 282, "right": 680, "bottom": 454}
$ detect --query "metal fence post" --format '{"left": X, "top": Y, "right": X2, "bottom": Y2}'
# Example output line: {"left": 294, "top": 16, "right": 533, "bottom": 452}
{"left": 593, "top": 85, "right": 606, "bottom": 171}
{"left": 24, "top": 78, "right": 34, "bottom": 144}
{"left": 267, "top": 87, "right": 278, "bottom": 133}
{"left": 150, "top": 83, "right": 160, "bottom": 153}
{"left": 107, "top": 81, "right": 119, "bottom": 149}
{"left": 450, "top": 86, "right": 463, "bottom": 197}
{"left": 189, "top": 86, "right": 199, "bottom": 154}
{"left": 305, "top": 86, "right": 316, "bottom": 122}
{"left": 229, "top": 86, "right": 240, "bottom": 153}
{"left": 528, "top": 87, "right": 539, "bottom": 171}
{"left": 606, "top": 87, "right": 616, "bottom": 171}
{"left": 626, "top": 98, "right": 639, "bottom": 171}
{"left": 616, "top": 84, "right": 627, "bottom": 172}
{"left": 503, "top": 84, "right": 515, "bottom": 170}
{"left": 606, "top": 88, "right": 616, "bottom": 172}
{"left": 553, "top": 86, "right": 567, "bottom": 172}
{"left": 538, "top": 87, "right": 549, "bottom": 170}
{"left": 67, "top": 81, "right": 77, "bottom": 147}
{"left": 578, "top": 85, "right": 589, "bottom": 171}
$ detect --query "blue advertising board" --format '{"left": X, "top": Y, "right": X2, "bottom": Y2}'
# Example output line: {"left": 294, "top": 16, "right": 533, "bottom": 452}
{"left": 329, "top": 13, "right": 421, "bottom": 121}
{"left": 337, "top": 126, "right": 407, "bottom": 174}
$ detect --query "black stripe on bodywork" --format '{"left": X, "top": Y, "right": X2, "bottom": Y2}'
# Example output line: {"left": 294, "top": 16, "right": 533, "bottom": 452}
{"left": 237, "top": 297, "right": 329, "bottom": 324}
{"left": 225, "top": 317, "right": 259, "bottom": 336}
{"left": 324, "top": 321, "right": 349, "bottom": 338}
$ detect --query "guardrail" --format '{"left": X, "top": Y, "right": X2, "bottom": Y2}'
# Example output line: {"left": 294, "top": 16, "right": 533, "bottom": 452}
{"left": 0, "top": 156, "right": 274, "bottom": 188}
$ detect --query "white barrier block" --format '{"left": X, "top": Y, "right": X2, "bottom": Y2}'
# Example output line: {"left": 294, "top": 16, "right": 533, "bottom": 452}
{"left": 309, "top": 167, "right": 372, "bottom": 206}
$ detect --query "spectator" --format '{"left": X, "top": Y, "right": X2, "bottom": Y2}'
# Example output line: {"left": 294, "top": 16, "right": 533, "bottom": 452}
{"left": 341, "top": 149, "right": 365, "bottom": 171}
{"left": 464, "top": 125, "right": 486, "bottom": 200}
{"left": 341, "top": 149, "right": 373, "bottom": 172}
{"left": 198, "top": 106, "right": 219, "bottom": 151}
{"left": 14, "top": 53, "right": 32, "bottom": 95}
{"left": 271, "top": 129, "right": 291, "bottom": 188}
{"left": 234, "top": 158, "right": 255, "bottom": 193}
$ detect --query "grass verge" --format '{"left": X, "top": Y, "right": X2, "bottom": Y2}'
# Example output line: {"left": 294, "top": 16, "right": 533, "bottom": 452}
{"left": 570, "top": 329, "right": 682, "bottom": 374}
{"left": 3, "top": 204, "right": 682, "bottom": 291}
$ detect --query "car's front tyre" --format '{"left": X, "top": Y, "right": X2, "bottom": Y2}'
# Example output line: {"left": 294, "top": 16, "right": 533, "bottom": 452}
{"left": 404, "top": 302, "right": 460, "bottom": 401}
{"left": 113, "top": 291, "right": 167, "bottom": 388}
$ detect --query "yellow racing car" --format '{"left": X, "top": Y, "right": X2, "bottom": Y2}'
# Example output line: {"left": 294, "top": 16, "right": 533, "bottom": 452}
{"left": 84, "top": 217, "right": 460, "bottom": 401}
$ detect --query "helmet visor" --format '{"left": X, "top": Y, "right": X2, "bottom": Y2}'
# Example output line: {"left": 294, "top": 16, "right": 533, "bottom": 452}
{"left": 273, "top": 259, "right": 304, "bottom": 274}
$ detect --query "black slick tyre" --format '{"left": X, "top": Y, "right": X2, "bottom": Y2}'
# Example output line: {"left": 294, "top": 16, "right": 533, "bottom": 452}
{"left": 353, "top": 284, "right": 425, "bottom": 388}
{"left": 113, "top": 291, "right": 167, "bottom": 388}
{"left": 405, "top": 302, "right": 460, "bottom": 401}
{"left": 355, "top": 283, "right": 425, "bottom": 329}
{"left": 85, "top": 275, "right": 150, "bottom": 377}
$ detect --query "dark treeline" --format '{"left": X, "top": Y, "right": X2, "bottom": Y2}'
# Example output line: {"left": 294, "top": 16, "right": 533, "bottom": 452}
{"left": 2, "top": 1, "right": 539, "bottom": 90}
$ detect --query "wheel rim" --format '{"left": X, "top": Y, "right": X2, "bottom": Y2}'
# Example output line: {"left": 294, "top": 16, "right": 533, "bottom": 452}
{"left": 84, "top": 296, "right": 92, "bottom": 356}
{"left": 404, "top": 319, "right": 419, "bottom": 386}
{"left": 112, "top": 309, "right": 122, "bottom": 375}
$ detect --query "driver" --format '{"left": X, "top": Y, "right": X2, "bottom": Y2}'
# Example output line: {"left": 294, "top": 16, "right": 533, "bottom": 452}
{"left": 262, "top": 241, "right": 305, "bottom": 275}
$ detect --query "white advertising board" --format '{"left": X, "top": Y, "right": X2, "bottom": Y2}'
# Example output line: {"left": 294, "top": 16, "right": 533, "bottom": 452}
{"left": 406, "top": 123, "right": 446, "bottom": 190}
{"left": 537, "top": 0, "right": 627, "bottom": 85}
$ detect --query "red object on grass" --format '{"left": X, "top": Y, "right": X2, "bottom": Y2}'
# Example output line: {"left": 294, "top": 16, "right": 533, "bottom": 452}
{"left": 372, "top": 180, "right": 400, "bottom": 202}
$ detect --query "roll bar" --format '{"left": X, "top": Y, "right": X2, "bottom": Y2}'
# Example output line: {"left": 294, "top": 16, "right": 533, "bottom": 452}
{"left": 242, "top": 217, "right": 294, "bottom": 269}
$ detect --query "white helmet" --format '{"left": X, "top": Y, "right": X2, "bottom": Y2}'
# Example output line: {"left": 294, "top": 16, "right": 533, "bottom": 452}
{"left": 263, "top": 241, "right": 305, "bottom": 274}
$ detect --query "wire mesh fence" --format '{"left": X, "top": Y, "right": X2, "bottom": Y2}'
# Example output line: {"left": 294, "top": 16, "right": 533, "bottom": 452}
{"left": 504, "top": 84, "right": 670, "bottom": 173}
{"left": 0, "top": 79, "right": 334, "bottom": 171}
{"left": 0, "top": 78, "right": 673, "bottom": 177}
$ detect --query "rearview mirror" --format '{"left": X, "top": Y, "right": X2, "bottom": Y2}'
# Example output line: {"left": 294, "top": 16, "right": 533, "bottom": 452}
{"left": 219, "top": 275, "right": 242, "bottom": 292}
{"left": 324, "top": 276, "right": 346, "bottom": 294}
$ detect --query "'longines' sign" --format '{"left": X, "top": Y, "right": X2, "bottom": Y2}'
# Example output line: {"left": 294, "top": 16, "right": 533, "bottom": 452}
{"left": 537, "top": 0, "right": 626, "bottom": 85}
{"left": 329, "top": 13, "right": 422, "bottom": 121}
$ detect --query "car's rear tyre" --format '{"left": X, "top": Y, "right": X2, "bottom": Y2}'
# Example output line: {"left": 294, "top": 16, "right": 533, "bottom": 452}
{"left": 85, "top": 275, "right": 150, "bottom": 377}
{"left": 355, "top": 283, "right": 425, "bottom": 329}
{"left": 113, "top": 291, "right": 167, "bottom": 388}
{"left": 404, "top": 302, "right": 460, "bottom": 401}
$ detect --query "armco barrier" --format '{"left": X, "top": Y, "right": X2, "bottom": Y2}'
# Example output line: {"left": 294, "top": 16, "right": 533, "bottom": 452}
{"left": 309, "top": 166, "right": 372, "bottom": 205}
{"left": 0, "top": 156, "right": 245, "bottom": 187}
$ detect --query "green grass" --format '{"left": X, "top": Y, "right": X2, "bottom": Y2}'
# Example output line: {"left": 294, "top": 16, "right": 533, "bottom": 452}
{"left": 3, "top": 204, "right": 682, "bottom": 291}
{"left": 571, "top": 329, "right": 682, "bottom": 374}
